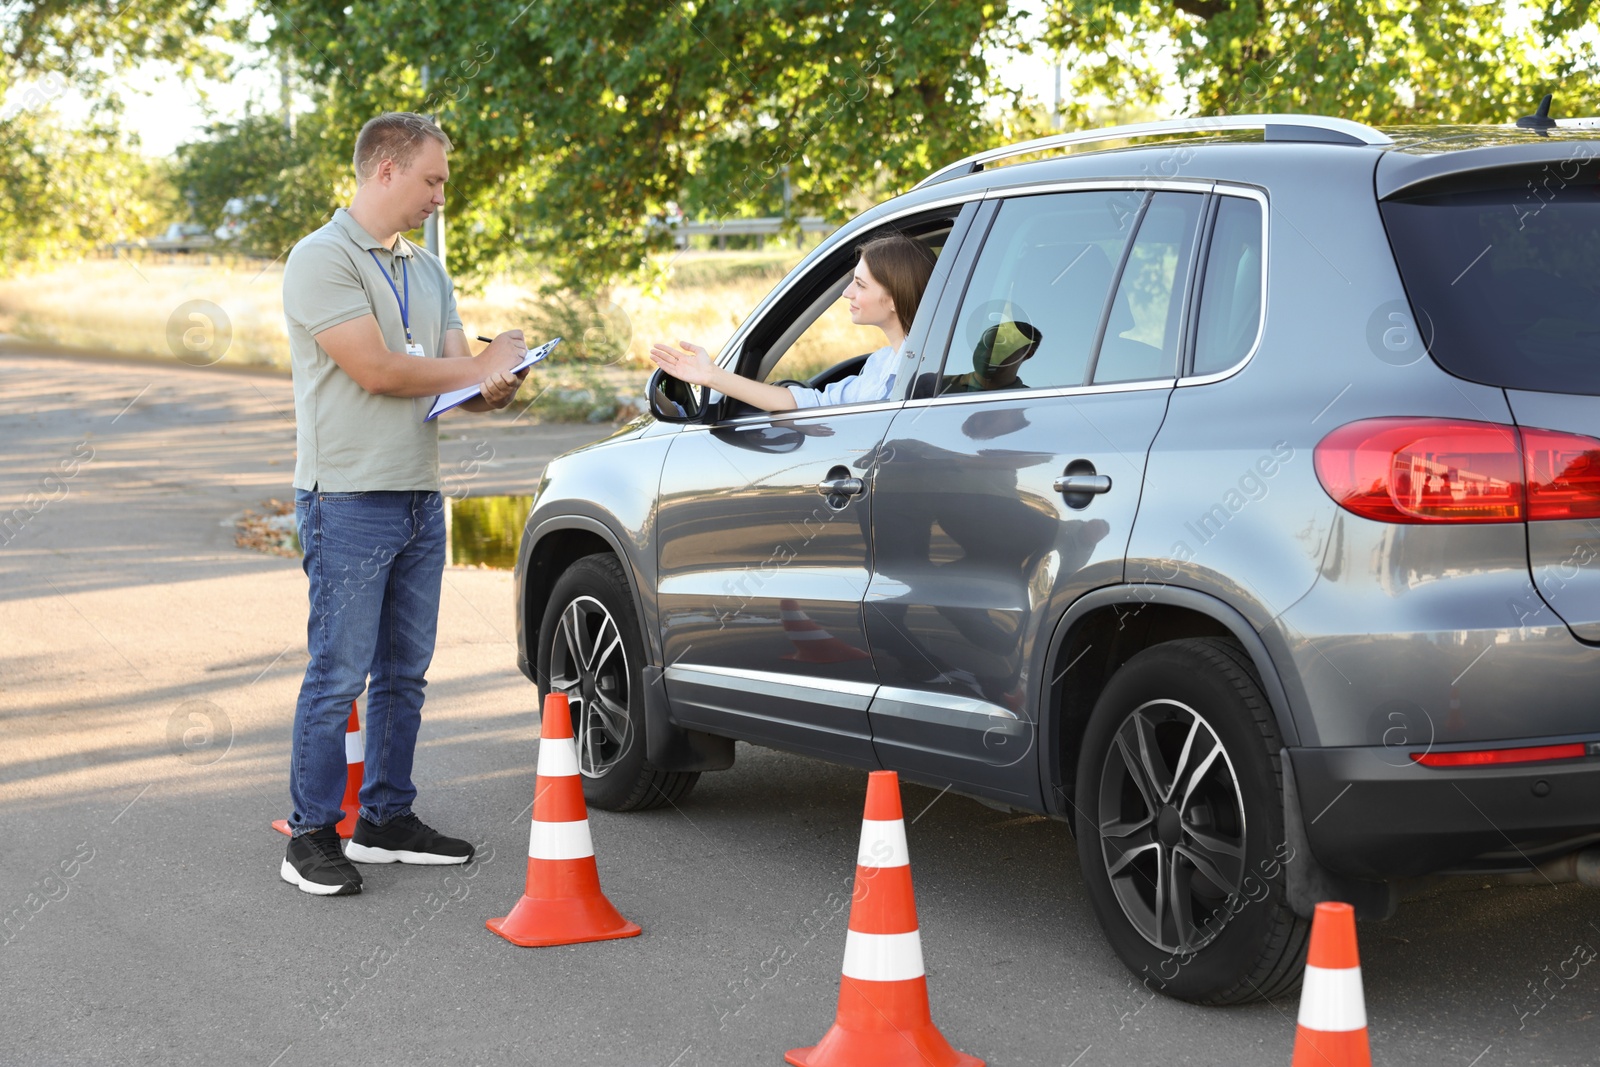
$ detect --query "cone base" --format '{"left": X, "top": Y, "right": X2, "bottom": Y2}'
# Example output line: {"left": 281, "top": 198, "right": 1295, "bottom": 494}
{"left": 785, "top": 1034, "right": 983, "bottom": 1067}
{"left": 485, "top": 893, "right": 641, "bottom": 948}
{"left": 1291, "top": 1025, "right": 1371, "bottom": 1067}
{"left": 270, "top": 814, "right": 356, "bottom": 839}
{"left": 786, "top": 977, "right": 985, "bottom": 1067}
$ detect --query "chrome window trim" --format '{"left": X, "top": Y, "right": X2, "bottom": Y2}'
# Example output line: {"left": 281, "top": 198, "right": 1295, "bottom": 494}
{"left": 980, "top": 178, "right": 1217, "bottom": 200}
{"left": 1178, "top": 184, "right": 1270, "bottom": 387}
{"left": 901, "top": 377, "right": 1177, "bottom": 410}
{"left": 664, "top": 664, "right": 878, "bottom": 711}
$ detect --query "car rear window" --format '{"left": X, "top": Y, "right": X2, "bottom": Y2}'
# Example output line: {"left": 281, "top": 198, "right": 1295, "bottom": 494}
{"left": 1381, "top": 182, "right": 1600, "bottom": 395}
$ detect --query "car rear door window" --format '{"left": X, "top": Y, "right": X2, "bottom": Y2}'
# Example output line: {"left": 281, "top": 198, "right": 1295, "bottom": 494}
{"left": 1092, "top": 192, "right": 1206, "bottom": 384}
{"left": 1381, "top": 179, "right": 1600, "bottom": 395}
{"left": 1190, "top": 195, "right": 1265, "bottom": 377}
{"left": 932, "top": 190, "right": 1136, "bottom": 395}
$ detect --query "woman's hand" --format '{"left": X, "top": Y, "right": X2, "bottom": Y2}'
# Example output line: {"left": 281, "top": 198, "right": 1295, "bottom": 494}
{"left": 649, "top": 340, "right": 717, "bottom": 386}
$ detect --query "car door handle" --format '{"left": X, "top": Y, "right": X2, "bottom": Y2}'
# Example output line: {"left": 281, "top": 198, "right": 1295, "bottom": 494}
{"left": 1053, "top": 474, "right": 1112, "bottom": 495}
{"left": 817, "top": 476, "right": 864, "bottom": 497}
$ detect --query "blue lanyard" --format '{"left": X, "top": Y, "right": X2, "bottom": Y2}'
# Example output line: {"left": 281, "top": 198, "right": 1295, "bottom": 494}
{"left": 367, "top": 249, "right": 411, "bottom": 342}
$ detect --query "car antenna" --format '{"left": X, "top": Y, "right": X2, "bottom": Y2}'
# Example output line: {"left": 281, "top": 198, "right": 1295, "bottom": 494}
{"left": 1516, "top": 92, "right": 1557, "bottom": 132}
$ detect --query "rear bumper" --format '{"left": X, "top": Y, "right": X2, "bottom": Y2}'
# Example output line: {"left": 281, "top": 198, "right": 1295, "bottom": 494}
{"left": 1289, "top": 741, "right": 1600, "bottom": 880}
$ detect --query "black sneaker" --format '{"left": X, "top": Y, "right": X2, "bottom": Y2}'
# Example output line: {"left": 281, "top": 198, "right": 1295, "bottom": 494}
{"left": 280, "top": 827, "right": 363, "bottom": 896}
{"left": 345, "top": 813, "right": 474, "bottom": 865}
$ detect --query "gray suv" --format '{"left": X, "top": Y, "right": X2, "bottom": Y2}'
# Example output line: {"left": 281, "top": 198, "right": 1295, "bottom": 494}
{"left": 514, "top": 111, "right": 1600, "bottom": 1003}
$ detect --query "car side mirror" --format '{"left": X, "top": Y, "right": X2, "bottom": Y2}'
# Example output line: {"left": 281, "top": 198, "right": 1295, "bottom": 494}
{"left": 647, "top": 368, "right": 704, "bottom": 423}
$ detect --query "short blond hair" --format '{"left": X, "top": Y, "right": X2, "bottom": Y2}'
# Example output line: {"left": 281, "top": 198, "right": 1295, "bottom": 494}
{"left": 353, "top": 112, "right": 452, "bottom": 184}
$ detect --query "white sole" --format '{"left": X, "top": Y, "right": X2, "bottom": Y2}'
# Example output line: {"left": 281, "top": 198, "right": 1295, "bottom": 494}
{"left": 344, "top": 841, "right": 469, "bottom": 865}
{"left": 280, "top": 858, "right": 359, "bottom": 895}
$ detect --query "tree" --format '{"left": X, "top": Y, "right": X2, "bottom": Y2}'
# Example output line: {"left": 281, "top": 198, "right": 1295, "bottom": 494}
{"left": 265, "top": 0, "right": 1029, "bottom": 292}
{"left": 0, "top": 0, "right": 231, "bottom": 267}
{"left": 0, "top": 107, "right": 160, "bottom": 270}
{"left": 172, "top": 109, "right": 350, "bottom": 260}
{"left": 1040, "top": 0, "right": 1600, "bottom": 126}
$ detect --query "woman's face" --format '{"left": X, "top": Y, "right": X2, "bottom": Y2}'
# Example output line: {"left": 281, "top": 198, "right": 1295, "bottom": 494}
{"left": 842, "top": 257, "right": 896, "bottom": 333}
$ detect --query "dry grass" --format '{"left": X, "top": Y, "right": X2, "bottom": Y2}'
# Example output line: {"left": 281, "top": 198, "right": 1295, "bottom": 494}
{"left": 0, "top": 247, "right": 887, "bottom": 411}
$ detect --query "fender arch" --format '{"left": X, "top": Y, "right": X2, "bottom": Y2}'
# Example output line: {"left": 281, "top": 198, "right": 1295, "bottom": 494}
{"left": 1035, "top": 584, "right": 1300, "bottom": 819}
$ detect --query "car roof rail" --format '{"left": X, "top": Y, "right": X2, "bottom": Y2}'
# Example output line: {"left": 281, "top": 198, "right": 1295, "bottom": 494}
{"left": 1553, "top": 116, "right": 1600, "bottom": 128}
{"left": 916, "top": 113, "right": 1394, "bottom": 189}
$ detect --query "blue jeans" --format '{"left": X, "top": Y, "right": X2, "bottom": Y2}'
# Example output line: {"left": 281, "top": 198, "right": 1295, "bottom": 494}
{"left": 289, "top": 489, "right": 446, "bottom": 833}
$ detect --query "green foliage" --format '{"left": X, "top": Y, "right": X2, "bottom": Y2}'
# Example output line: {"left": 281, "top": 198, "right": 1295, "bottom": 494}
{"left": 7, "top": 0, "right": 1600, "bottom": 295}
{"left": 0, "top": 109, "right": 161, "bottom": 272}
{"left": 1041, "top": 1, "right": 1600, "bottom": 125}
{"left": 265, "top": 0, "right": 1026, "bottom": 292}
{"left": 2, "top": 0, "right": 232, "bottom": 92}
{"left": 0, "top": 0, "right": 228, "bottom": 269}
{"left": 171, "top": 109, "right": 350, "bottom": 260}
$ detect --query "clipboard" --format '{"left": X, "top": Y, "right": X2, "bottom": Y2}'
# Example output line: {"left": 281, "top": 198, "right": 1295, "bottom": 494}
{"left": 424, "top": 336, "right": 561, "bottom": 421}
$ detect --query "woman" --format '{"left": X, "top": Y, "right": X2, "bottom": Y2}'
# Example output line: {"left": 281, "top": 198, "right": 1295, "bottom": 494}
{"left": 649, "top": 232, "right": 937, "bottom": 411}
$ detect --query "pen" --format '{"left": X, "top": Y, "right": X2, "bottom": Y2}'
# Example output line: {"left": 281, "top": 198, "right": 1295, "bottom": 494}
{"left": 475, "top": 335, "right": 495, "bottom": 344}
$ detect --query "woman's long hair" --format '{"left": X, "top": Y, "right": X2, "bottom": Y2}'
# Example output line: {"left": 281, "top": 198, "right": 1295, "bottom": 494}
{"left": 858, "top": 232, "right": 937, "bottom": 335}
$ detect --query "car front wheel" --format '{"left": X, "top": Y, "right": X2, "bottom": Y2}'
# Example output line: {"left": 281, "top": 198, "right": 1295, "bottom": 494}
{"left": 1075, "top": 637, "right": 1309, "bottom": 1004}
{"left": 536, "top": 553, "right": 699, "bottom": 811}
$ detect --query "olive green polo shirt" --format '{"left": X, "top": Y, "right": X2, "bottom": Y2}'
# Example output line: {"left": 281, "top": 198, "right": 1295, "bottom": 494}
{"left": 282, "top": 207, "right": 463, "bottom": 492}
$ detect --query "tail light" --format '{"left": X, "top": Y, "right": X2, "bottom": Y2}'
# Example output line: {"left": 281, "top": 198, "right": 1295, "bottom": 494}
{"left": 1523, "top": 429, "right": 1600, "bottom": 520}
{"left": 1315, "top": 418, "right": 1600, "bottom": 524}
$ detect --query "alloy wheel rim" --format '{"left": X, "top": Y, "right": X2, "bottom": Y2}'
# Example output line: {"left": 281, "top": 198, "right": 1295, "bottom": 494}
{"left": 549, "top": 595, "right": 632, "bottom": 778}
{"left": 1097, "top": 698, "right": 1248, "bottom": 955}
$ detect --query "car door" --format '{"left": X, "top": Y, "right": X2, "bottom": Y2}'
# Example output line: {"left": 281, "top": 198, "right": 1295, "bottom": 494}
{"left": 864, "top": 187, "right": 1209, "bottom": 806}
{"left": 656, "top": 204, "right": 980, "bottom": 766}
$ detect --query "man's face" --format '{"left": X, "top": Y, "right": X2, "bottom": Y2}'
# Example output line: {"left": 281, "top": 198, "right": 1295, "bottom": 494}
{"left": 384, "top": 138, "right": 449, "bottom": 231}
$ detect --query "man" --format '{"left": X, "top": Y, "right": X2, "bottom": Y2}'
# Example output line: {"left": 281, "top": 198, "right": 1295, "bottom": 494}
{"left": 279, "top": 112, "right": 526, "bottom": 896}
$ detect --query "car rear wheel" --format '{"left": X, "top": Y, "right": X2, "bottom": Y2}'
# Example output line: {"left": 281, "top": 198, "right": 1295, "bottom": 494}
{"left": 537, "top": 554, "right": 699, "bottom": 811}
{"left": 1074, "top": 637, "right": 1309, "bottom": 1004}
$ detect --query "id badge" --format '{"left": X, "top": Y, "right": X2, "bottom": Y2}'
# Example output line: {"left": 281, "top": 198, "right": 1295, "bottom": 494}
{"left": 405, "top": 342, "right": 426, "bottom": 358}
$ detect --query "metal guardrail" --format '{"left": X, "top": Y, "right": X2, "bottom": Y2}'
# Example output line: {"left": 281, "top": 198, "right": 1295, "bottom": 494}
{"left": 107, "top": 238, "right": 217, "bottom": 254}
{"left": 665, "top": 215, "right": 835, "bottom": 248}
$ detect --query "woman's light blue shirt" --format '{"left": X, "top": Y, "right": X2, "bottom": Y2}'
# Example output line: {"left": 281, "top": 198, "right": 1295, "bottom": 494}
{"left": 785, "top": 344, "right": 899, "bottom": 409}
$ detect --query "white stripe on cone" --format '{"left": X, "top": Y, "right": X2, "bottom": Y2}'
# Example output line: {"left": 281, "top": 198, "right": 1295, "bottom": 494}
{"left": 537, "top": 736, "right": 580, "bottom": 778}
{"left": 344, "top": 729, "right": 364, "bottom": 764}
{"left": 1297, "top": 964, "right": 1368, "bottom": 1031}
{"left": 784, "top": 630, "right": 830, "bottom": 641}
{"left": 841, "top": 929, "right": 925, "bottom": 983}
{"left": 857, "top": 819, "right": 910, "bottom": 868}
{"left": 528, "top": 818, "right": 595, "bottom": 861}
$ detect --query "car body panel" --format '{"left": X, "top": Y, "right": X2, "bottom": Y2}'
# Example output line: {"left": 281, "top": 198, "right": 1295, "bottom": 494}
{"left": 865, "top": 387, "right": 1169, "bottom": 807}
{"left": 654, "top": 407, "right": 895, "bottom": 764}
{"left": 1504, "top": 389, "right": 1600, "bottom": 642}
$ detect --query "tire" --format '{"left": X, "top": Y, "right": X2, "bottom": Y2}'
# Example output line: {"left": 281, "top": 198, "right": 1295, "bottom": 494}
{"left": 536, "top": 554, "right": 699, "bottom": 811}
{"left": 1074, "top": 637, "right": 1309, "bottom": 1005}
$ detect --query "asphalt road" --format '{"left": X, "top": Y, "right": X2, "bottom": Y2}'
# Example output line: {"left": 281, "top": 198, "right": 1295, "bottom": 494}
{"left": 1, "top": 349, "right": 1595, "bottom": 1066}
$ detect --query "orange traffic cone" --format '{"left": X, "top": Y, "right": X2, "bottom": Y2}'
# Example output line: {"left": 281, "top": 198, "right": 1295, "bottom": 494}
{"left": 1291, "top": 901, "right": 1371, "bottom": 1066}
{"left": 779, "top": 599, "right": 871, "bottom": 664}
{"left": 786, "top": 771, "right": 983, "bottom": 1067}
{"left": 485, "top": 692, "right": 641, "bottom": 947}
{"left": 273, "top": 699, "right": 363, "bottom": 838}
